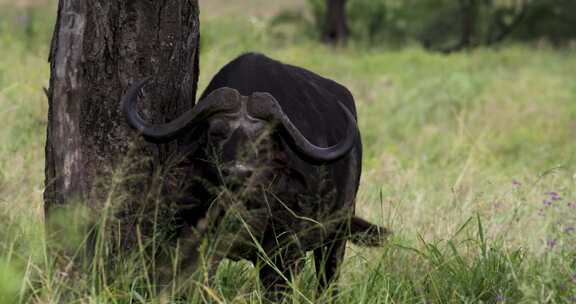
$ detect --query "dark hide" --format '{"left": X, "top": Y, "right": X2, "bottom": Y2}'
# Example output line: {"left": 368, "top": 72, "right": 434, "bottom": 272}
{"left": 194, "top": 53, "right": 385, "bottom": 293}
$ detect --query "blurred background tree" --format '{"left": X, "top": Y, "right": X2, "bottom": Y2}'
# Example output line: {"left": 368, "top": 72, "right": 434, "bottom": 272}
{"left": 513, "top": 0, "right": 576, "bottom": 46}
{"left": 322, "top": 0, "right": 349, "bottom": 45}
{"left": 272, "top": 0, "right": 576, "bottom": 50}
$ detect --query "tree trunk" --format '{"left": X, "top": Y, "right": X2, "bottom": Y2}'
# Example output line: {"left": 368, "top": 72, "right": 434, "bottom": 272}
{"left": 322, "top": 0, "right": 348, "bottom": 46}
{"left": 431, "top": 0, "right": 478, "bottom": 53}
{"left": 460, "top": 0, "right": 478, "bottom": 48}
{"left": 44, "top": 0, "right": 200, "bottom": 245}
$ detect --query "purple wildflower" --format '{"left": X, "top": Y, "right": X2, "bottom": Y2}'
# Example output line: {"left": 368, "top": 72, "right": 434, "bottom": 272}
{"left": 565, "top": 226, "right": 575, "bottom": 234}
{"left": 512, "top": 180, "right": 521, "bottom": 188}
{"left": 568, "top": 202, "right": 576, "bottom": 209}
{"left": 547, "top": 239, "right": 557, "bottom": 249}
{"left": 495, "top": 294, "right": 505, "bottom": 302}
{"left": 543, "top": 200, "right": 553, "bottom": 207}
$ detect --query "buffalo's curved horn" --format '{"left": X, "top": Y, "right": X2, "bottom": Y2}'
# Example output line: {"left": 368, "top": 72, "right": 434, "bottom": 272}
{"left": 248, "top": 92, "right": 358, "bottom": 163}
{"left": 123, "top": 79, "right": 241, "bottom": 141}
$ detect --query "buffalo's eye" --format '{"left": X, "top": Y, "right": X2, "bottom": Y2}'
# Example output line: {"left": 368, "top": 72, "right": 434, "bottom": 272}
{"left": 208, "top": 119, "right": 230, "bottom": 139}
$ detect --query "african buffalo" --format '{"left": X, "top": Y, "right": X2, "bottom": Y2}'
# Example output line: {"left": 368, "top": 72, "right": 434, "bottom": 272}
{"left": 123, "top": 53, "right": 387, "bottom": 297}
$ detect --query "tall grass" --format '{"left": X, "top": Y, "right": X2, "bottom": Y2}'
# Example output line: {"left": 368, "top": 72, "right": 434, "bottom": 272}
{"left": 0, "top": 2, "right": 575, "bottom": 303}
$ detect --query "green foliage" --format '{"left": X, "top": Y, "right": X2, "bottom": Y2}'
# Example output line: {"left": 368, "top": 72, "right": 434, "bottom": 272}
{"left": 414, "top": 217, "right": 524, "bottom": 302}
{"left": 346, "top": 0, "right": 394, "bottom": 45}
{"left": 294, "top": 0, "right": 576, "bottom": 48}
{"left": 335, "top": 217, "right": 528, "bottom": 303}
{"left": 0, "top": 259, "right": 24, "bottom": 304}
{"left": 513, "top": 0, "right": 576, "bottom": 45}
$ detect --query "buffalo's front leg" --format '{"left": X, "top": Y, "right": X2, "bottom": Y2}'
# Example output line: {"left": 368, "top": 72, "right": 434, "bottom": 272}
{"left": 257, "top": 241, "right": 305, "bottom": 301}
{"left": 313, "top": 237, "right": 346, "bottom": 296}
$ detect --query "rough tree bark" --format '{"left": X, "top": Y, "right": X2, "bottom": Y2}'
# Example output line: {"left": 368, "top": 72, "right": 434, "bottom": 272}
{"left": 44, "top": 1, "right": 200, "bottom": 244}
{"left": 322, "top": 0, "right": 349, "bottom": 46}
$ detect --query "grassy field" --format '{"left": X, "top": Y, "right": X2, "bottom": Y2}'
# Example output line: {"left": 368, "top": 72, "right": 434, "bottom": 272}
{"left": 1, "top": 1, "right": 575, "bottom": 303}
